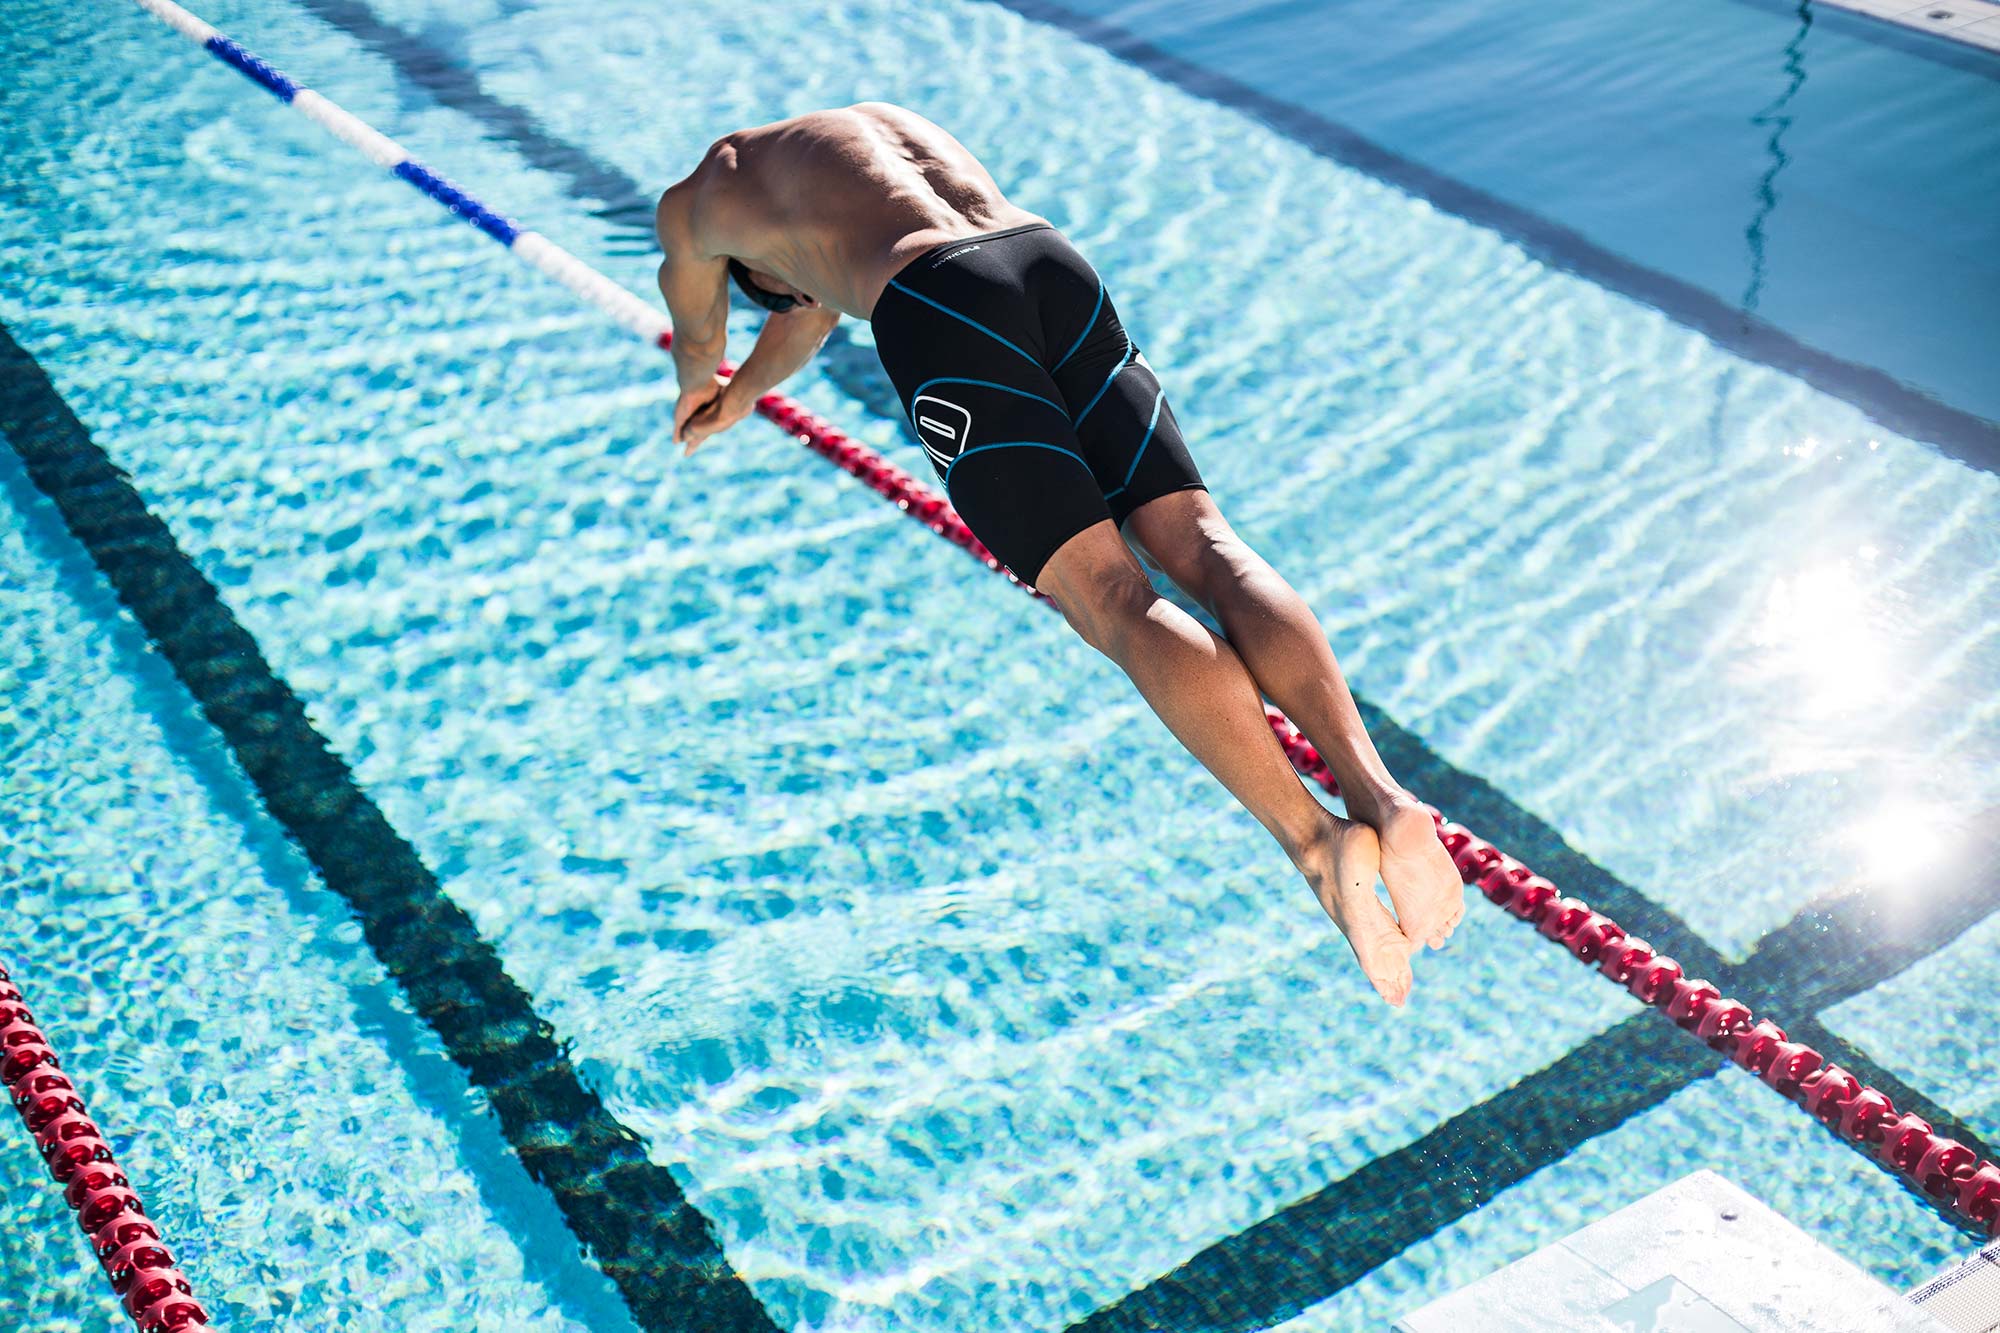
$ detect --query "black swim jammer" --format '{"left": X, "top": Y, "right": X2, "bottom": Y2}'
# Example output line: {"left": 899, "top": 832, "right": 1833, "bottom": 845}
{"left": 869, "top": 222, "right": 1206, "bottom": 587}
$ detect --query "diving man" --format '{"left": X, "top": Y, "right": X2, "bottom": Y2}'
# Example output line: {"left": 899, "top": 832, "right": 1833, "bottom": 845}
{"left": 655, "top": 102, "right": 1463, "bottom": 1006}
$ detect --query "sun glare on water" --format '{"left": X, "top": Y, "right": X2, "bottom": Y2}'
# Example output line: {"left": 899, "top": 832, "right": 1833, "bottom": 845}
{"left": 1747, "top": 558, "right": 1895, "bottom": 718}
{"left": 1846, "top": 797, "right": 1965, "bottom": 900}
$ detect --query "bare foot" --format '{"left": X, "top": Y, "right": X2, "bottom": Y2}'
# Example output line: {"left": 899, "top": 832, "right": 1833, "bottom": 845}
{"left": 1300, "top": 817, "right": 1415, "bottom": 1008}
{"left": 1375, "top": 799, "right": 1466, "bottom": 951}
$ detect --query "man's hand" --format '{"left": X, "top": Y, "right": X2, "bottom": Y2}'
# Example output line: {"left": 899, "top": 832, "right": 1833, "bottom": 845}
{"left": 674, "top": 373, "right": 754, "bottom": 454}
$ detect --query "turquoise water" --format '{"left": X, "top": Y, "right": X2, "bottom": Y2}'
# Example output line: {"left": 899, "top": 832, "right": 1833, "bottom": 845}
{"left": 2, "top": 0, "right": 1996, "bottom": 1329}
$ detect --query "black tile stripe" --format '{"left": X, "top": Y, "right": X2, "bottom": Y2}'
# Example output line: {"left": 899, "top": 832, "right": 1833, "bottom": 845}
{"left": 1068, "top": 996, "right": 1994, "bottom": 1333}
{"left": 290, "top": 0, "right": 649, "bottom": 217}
{"left": 1732, "top": 810, "right": 2000, "bottom": 1018}
{"left": 1786, "top": 1015, "right": 1998, "bottom": 1184}
{"left": 0, "top": 322, "right": 779, "bottom": 1332}
{"left": 1349, "top": 694, "right": 1734, "bottom": 983}
{"left": 1732, "top": 812, "right": 2000, "bottom": 1179}
{"left": 1363, "top": 680, "right": 1997, "bottom": 1194}
{"left": 988, "top": 0, "right": 2000, "bottom": 472}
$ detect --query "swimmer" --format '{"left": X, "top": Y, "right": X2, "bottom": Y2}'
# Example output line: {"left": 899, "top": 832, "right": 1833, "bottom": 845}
{"left": 654, "top": 102, "right": 1463, "bottom": 1007}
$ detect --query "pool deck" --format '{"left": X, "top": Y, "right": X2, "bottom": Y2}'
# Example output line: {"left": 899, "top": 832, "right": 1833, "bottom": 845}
{"left": 1909, "top": 1240, "right": 2000, "bottom": 1333}
{"left": 1394, "top": 1170, "right": 1952, "bottom": 1333}
{"left": 1820, "top": 0, "right": 2000, "bottom": 51}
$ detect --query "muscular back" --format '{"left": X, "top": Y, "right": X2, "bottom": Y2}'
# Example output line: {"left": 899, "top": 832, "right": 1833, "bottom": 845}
{"left": 667, "top": 103, "right": 1046, "bottom": 319}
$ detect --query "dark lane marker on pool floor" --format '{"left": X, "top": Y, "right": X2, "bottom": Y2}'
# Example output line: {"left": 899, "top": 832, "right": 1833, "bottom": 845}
{"left": 1073, "top": 1012, "right": 1722, "bottom": 1333}
{"left": 290, "top": 0, "right": 649, "bottom": 224}
{"left": 1734, "top": 818, "right": 2000, "bottom": 1020}
{"left": 0, "top": 321, "right": 778, "bottom": 1333}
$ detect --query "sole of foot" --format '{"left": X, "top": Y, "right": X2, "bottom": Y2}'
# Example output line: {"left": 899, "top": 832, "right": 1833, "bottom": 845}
{"left": 1308, "top": 819, "right": 1415, "bottom": 1008}
{"left": 1376, "top": 802, "right": 1466, "bottom": 952}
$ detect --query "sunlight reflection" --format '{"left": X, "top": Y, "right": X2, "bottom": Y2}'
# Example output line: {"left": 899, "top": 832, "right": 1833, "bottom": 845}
{"left": 1848, "top": 798, "right": 1963, "bottom": 895}
{"left": 1748, "top": 559, "right": 1893, "bottom": 717}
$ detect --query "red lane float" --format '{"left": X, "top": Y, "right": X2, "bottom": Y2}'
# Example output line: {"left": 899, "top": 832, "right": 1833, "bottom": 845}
{"left": 740, "top": 380, "right": 1999, "bottom": 1240}
{"left": 1, "top": 962, "right": 210, "bottom": 1330}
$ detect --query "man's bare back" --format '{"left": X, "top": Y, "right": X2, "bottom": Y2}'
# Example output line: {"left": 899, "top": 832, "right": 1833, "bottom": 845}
{"left": 660, "top": 102, "right": 1046, "bottom": 322}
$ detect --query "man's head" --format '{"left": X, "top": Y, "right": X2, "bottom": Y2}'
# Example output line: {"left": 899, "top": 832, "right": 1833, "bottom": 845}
{"left": 728, "top": 259, "right": 818, "bottom": 313}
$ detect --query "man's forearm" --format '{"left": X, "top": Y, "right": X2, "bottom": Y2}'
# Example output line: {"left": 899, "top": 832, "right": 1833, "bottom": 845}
{"left": 725, "top": 309, "right": 838, "bottom": 401}
{"left": 655, "top": 242, "right": 730, "bottom": 391}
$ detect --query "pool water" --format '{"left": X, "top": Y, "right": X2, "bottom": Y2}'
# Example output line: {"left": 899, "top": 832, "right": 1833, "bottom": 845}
{"left": 1034, "top": 0, "right": 2000, "bottom": 435}
{"left": 2, "top": 0, "right": 1996, "bottom": 1329}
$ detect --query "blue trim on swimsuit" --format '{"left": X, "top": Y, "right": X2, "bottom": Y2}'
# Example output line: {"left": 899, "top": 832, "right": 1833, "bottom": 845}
{"left": 1051, "top": 280, "right": 1105, "bottom": 373}
{"left": 1103, "top": 388, "right": 1167, "bottom": 500}
{"left": 1072, "top": 335, "right": 1133, "bottom": 427}
{"left": 887, "top": 281, "right": 1041, "bottom": 368}
{"left": 944, "top": 440, "right": 1092, "bottom": 492}
{"left": 911, "top": 377, "right": 1069, "bottom": 420}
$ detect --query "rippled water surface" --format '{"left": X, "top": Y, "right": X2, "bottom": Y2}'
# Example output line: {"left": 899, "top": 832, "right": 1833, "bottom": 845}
{"left": 2, "top": 0, "right": 1995, "bottom": 1328}
{"left": 1049, "top": 0, "right": 2000, "bottom": 427}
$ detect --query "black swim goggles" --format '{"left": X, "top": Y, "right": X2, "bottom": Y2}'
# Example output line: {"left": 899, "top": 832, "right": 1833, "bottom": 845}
{"left": 728, "top": 258, "right": 800, "bottom": 313}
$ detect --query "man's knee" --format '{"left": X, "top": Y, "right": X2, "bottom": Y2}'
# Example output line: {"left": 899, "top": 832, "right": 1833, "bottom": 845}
{"left": 1122, "top": 491, "right": 1249, "bottom": 613}
{"left": 1189, "top": 537, "right": 1259, "bottom": 612}
{"left": 1056, "top": 567, "right": 1160, "bottom": 659}
{"left": 1142, "top": 531, "right": 1257, "bottom": 622}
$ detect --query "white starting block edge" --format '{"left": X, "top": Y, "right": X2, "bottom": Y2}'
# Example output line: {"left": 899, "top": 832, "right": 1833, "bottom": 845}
{"left": 1393, "top": 1170, "right": 1952, "bottom": 1333}
{"left": 1909, "top": 1240, "right": 2000, "bottom": 1333}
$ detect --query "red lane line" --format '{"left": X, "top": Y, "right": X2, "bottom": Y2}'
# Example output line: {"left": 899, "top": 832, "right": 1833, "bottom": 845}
{"left": 733, "top": 382, "right": 2000, "bottom": 1240}
{"left": 1, "top": 961, "right": 211, "bottom": 1329}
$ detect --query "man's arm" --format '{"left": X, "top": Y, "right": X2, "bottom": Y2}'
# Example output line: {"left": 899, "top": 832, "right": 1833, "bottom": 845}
{"left": 653, "top": 183, "right": 730, "bottom": 394}
{"left": 652, "top": 175, "right": 839, "bottom": 453}
{"left": 721, "top": 306, "right": 841, "bottom": 404}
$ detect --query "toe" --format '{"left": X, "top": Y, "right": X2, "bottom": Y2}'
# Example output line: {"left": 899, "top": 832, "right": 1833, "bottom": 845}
{"left": 1373, "top": 969, "right": 1412, "bottom": 1007}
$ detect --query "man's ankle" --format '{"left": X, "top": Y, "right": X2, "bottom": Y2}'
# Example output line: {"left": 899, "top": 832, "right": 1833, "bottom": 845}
{"left": 1353, "top": 789, "right": 1430, "bottom": 834}
{"left": 1282, "top": 809, "right": 1343, "bottom": 877}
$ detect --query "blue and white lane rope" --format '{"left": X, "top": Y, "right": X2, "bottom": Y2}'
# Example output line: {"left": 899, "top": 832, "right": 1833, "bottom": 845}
{"left": 130, "top": 0, "right": 674, "bottom": 349}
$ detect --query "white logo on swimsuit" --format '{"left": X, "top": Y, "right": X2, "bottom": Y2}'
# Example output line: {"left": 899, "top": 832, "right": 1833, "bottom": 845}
{"left": 930, "top": 243, "right": 982, "bottom": 268}
{"left": 911, "top": 395, "right": 973, "bottom": 469}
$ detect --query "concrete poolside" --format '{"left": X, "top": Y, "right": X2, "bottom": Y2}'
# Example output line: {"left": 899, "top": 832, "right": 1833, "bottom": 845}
{"left": 1819, "top": 0, "right": 2000, "bottom": 52}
